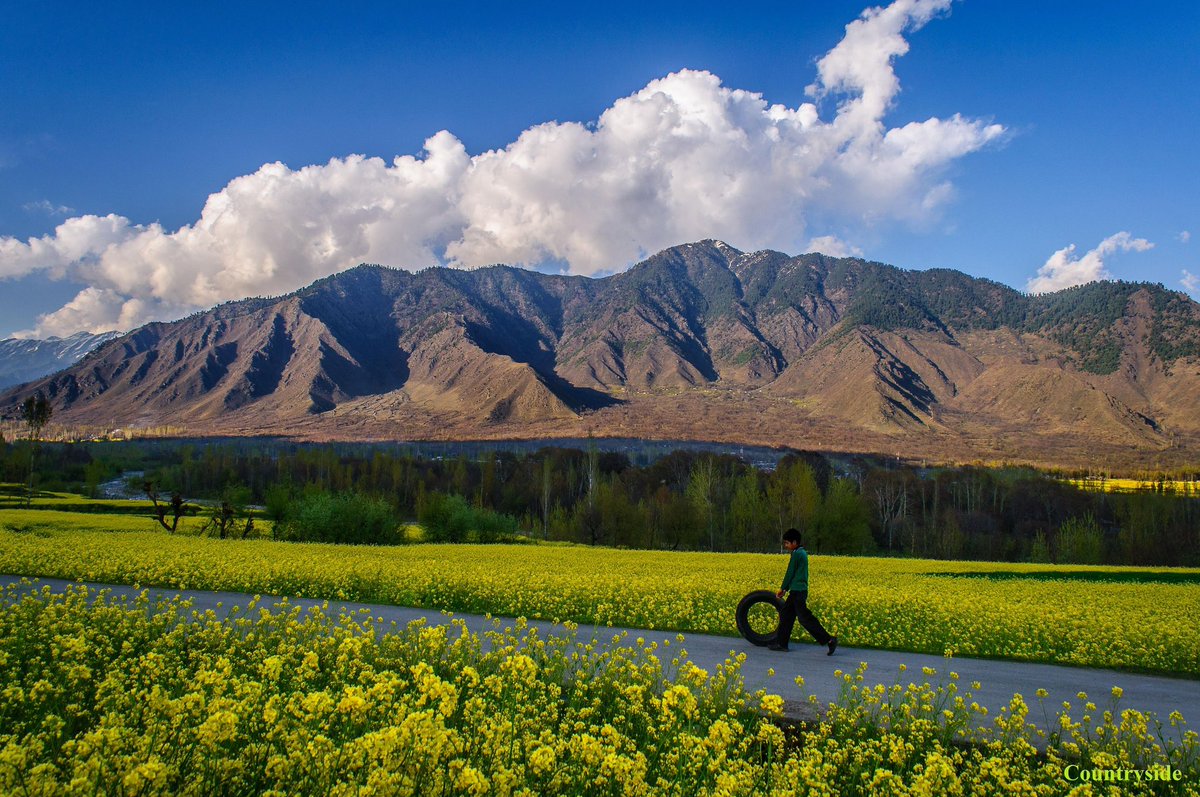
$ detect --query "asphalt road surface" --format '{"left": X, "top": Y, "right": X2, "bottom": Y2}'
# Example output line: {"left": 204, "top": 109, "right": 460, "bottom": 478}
{"left": 4, "top": 575, "right": 1196, "bottom": 731}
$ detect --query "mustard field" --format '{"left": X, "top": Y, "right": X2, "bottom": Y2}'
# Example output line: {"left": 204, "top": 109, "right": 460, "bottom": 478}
{"left": 0, "top": 508, "right": 215, "bottom": 536}
{"left": 1065, "top": 477, "right": 1200, "bottom": 496}
{"left": 2, "top": 518, "right": 1198, "bottom": 678}
{"left": 1, "top": 584, "right": 1196, "bottom": 796}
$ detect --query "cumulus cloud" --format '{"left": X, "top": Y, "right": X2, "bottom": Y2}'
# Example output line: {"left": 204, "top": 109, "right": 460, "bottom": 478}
{"left": 1026, "top": 232, "right": 1155, "bottom": 294}
{"left": 1, "top": 0, "right": 1004, "bottom": 336}
{"left": 1182, "top": 270, "right": 1200, "bottom": 297}
{"left": 16, "top": 288, "right": 194, "bottom": 339}
{"left": 805, "top": 235, "right": 864, "bottom": 258}
{"left": 0, "top": 214, "right": 141, "bottom": 282}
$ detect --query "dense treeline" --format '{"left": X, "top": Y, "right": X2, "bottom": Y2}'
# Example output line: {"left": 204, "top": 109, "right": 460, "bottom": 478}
{"left": 2, "top": 438, "right": 1198, "bottom": 566}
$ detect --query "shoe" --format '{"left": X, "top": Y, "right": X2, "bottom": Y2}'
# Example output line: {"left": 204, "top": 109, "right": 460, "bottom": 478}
{"left": 827, "top": 636, "right": 838, "bottom": 656}
{"left": 767, "top": 643, "right": 790, "bottom": 651}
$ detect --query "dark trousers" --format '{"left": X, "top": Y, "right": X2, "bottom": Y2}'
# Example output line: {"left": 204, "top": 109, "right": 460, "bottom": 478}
{"left": 777, "top": 591, "right": 831, "bottom": 647}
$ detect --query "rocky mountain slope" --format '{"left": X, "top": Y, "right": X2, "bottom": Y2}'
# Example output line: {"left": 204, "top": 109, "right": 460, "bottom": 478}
{"left": 4, "top": 241, "right": 1199, "bottom": 469}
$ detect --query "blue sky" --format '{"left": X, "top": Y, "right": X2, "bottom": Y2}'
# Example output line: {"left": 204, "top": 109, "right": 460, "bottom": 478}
{"left": 1, "top": 0, "right": 1197, "bottom": 337}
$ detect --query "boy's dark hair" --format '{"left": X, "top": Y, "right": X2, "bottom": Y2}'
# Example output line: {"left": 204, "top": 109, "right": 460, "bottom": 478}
{"left": 782, "top": 528, "right": 801, "bottom": 544}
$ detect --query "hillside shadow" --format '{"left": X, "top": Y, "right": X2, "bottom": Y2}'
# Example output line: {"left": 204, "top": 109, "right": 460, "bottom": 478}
{"left": 466, "top": 320, "right": 624, "bottom": 412}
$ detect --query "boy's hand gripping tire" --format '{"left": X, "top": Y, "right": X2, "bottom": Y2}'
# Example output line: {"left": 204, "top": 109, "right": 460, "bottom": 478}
{"left": 735, "top": 590, "right": 784, "bottom": 646}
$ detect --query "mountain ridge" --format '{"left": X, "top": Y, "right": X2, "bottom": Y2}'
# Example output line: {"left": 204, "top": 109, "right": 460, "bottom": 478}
{"left": 4, "top": 241, "right": 1199, "bottom": 470}
{"left": 0, "top": 331, "right": 123, "bottom": 390}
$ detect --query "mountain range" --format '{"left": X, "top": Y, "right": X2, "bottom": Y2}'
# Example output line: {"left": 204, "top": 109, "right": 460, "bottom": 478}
{"left": 0, "top": 331, "right": 122, "bottom": 390}
{"left": 3, "top": 241, "right": 1199, "bottom": 470}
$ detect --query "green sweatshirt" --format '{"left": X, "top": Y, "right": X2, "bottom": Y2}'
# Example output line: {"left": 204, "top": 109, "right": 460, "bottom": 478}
{"left": 780, "top": 547, "right": 809, "bottom": 592}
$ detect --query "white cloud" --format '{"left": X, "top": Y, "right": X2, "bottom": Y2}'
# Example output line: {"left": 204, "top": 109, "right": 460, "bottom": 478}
{"left": 18, "top": 287, "right": 194, "bottom": 339}
{"left": 1026, "top": 232, "right": 1155, "bottom": 294}
{"left": 0, "top": 214, "right": 142, "bottom": 282}
{"left": 805, "top": 235, "right": 864, "bottom": 258}
{"left": 1182, "top": 270, "right": 1200, "bottom": 297}
{"left": 1180, "top": 231, "right": 1191, "bottom": 243}
{"left": 23, "top": 200, "right": 75, "bottom": 216}
{"left": 1, "top": 0, "right": 1004, "bottom": 336}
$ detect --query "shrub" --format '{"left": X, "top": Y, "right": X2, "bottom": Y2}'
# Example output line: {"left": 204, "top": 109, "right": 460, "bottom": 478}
{"left": 1057, "top": 514, "right": 1104, "bottom": 565}
{"left": 419, "top": 492, "right": 519, "bottom": 543}
{"left": 275, "top": 490, "right": 400, "bottom": 545}
{"left": 263, "top": 483, "right": 293, "bottom": 524}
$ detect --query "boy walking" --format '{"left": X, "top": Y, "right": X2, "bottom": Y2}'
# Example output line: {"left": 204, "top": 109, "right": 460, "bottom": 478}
{"left": 769, "top": 528, "right": 837, "bottom": 654}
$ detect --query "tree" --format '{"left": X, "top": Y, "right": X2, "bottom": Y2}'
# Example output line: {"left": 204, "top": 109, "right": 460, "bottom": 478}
{"left": 83, "top": 459, "right": 109, "bottom": 498}
{"left": 657, "top": 492, "right": 700, "bottom": 550}
{"left": 420, "top": 492, "right": 472, "bottom": 543}
{"left": 936, "top": 508, "right": 965, "bottom": 560}
{"left": 815, "top": 478, "right": 874, "bottom": 554}
{"left": 766, "top": 461, "right": 821, "bottom": 536}
{"left": 1029, "top": 531, "right": 1051, "bottom": 563}
{"left": 145, "top": 481, "right": 190, "bottom": 533}
{"left": 686, "top": 457, "right": 717, "bottom": 550}
{"left": 729, "top": 471, "right": 771, "bottom": 551}
{"left": 1117, "top": 494, "right": 1171, "bottom": 566}
{"left": 865, "top": 469, "right": 911, "bottom": 552}
{"left": 199, "top": 484, "right": 255, "bottom": 539}
{"left": 541, "top": 456, "right": 553, "bottom": 540}
{"left": 594, "top": 478, "right": 645, "bottom": 548}
{"left": 586, "top": 442, "right": 599, "bottom": 507}
{"left": 1057, "top": 514, "right": 1104, "bottom": 565}
{"left": 574, "top": 491, "right": 605, "bottom": 546}
{"left": 21, "top": 393, "right": 52, "bottom": 507}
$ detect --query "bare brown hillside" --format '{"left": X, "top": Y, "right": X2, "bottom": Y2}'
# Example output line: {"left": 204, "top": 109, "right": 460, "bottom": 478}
{"left": 4, "top": 241, "right": 1199, "bottom": 470}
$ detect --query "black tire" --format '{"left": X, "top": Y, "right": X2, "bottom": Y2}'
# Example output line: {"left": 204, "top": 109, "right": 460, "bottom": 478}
{"left": 736, "top": 590, "right": 783, "bottom": 646}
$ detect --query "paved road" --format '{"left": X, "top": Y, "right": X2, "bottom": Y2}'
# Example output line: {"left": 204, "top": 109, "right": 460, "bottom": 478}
{"left": 4, "top": 575, "right": 1196, "bottom": 730}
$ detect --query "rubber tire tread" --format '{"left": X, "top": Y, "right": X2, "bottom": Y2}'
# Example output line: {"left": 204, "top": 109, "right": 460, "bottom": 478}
{"left": 735, "top": 590, "right": 783, "bottom": 646}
